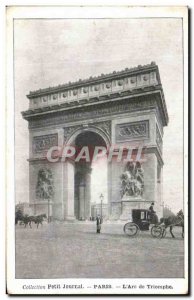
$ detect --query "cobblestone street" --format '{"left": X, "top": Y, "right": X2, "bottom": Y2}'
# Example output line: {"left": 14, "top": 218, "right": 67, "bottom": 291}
{"left": 16, "top": 222, "right": 184, "bottom": 279}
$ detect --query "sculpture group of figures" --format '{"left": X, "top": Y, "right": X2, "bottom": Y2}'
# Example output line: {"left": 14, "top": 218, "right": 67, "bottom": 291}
{"left": 36, "top": 168, "right": 54, "bottom": 201}
{"left": 15, "top": 210, "right": 47, "bottom": 228}
{"left": 120, "top": 161, "right": 144, "bottom": 198}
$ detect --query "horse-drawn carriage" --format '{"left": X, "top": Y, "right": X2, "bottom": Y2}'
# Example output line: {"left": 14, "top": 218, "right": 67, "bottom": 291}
{"left": 123, "top": 209, "right": 164, "bottom": 238}
{"left": 123, "top": 208, "right": 184, "bottom": 238}
{"left": 15, "top": 209, "right": 47, "bottom": 228}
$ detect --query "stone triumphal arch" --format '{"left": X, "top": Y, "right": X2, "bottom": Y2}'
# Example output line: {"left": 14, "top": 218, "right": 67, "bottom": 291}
{"left": 22, "top": 62, "right": 168, "bottom": 220}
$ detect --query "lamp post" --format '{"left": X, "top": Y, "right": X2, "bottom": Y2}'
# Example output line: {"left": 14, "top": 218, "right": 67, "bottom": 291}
{"left": 100, "top": 193, "right": 104, "bottom": 219}
{"left": 161, "top": 201, "right": 164, "bottom": 217}
{"left": 48, "top": 198, "right": 50, "bottom": 223}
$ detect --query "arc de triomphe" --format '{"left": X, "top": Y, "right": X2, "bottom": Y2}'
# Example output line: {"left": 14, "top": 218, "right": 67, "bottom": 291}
{"left": 22, "top": 62, "right": 168, "bottom": 220}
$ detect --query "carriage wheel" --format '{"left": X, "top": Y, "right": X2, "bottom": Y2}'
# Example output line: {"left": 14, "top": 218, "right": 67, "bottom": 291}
{"left": 151, "top": 225, "right": 163, "bottom": 238}
{"left": 123, "top": 222, "right": 139, "bottom": 237}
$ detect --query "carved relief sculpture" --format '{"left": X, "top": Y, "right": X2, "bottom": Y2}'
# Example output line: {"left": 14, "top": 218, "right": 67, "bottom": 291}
{"left": 120, "top": 161, "right": 144, "bottom": 198}
{"left": 36, "top": 168, "right": 54, "bottom": 201}
{"left": 33, "top": 134, "right": 58, "bottom": 153}
{"left": 116, "top": 120, "right": 149, "bottom": 142}
{"left": 93, "top": 121, "right": 111, "bottom": 138}
{"left": 28, "top": 100, "right": 157, "bottom": 129}
{"left": 64, "top": 125, "right": 81, "bottom": 143}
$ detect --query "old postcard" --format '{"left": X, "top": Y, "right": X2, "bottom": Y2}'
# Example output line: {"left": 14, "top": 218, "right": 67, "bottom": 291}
{"left": 6, "top": 5, "right": 189, "bottom": 295}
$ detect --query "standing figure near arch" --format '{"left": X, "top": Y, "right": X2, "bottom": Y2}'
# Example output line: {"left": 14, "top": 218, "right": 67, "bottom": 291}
{"left": 96, "top": 214, "right": 102, "bottom": 233}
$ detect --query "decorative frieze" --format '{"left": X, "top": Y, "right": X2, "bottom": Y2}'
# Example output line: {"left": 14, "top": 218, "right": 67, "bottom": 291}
{"left": 32, "top": 134, "right": 58, "bottom": 153}
{"left": 116, "top": 120, "right": 149, "bottom": 142}
{"left": 29, "top": 99, "right": 156, "bottom": 129}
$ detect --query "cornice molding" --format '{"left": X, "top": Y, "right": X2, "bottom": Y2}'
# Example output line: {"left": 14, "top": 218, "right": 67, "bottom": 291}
{"left": 27, "top": 97, "right": 159, "bottom": 130}
{"left": 22, "top": 87, "right": 168, "bottom": 126}
{"left": 27, "top": 62, "right": 159, "bottom": 99}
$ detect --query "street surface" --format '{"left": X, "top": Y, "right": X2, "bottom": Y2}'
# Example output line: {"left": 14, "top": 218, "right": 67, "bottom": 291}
{"left": 15, "top": 221, "right": 184, "bottom": 278}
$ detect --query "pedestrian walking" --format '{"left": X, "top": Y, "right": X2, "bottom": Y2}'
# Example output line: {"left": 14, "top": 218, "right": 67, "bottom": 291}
{"left": 96, "top": 215, "right": 102, "bottom": 233}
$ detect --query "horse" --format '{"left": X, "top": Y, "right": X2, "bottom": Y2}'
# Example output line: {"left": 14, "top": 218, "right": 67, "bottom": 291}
{"left": 15, "top": 209, "right": 24, "bottom": 225}
{"left": 15, "top": 213, "right": 32, "bottom": 228}
{"left": 15, "top": 212, "right": 47, "bottom": 229}
{"left": 25, "top": 215, "right": 36, "bottom": 228}
{"left": 33, "top": 214, "right": 47, "bottom": 228}
{"left": 24, "top": 214, "right": 47, "bottom": 228}
{"left": 160, "top": 210, "right": 184, "bottom": 238}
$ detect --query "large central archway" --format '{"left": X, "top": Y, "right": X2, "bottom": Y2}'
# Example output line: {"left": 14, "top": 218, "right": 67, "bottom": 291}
{"left": 73, "top": 131, "right": 108, "bottom": 220}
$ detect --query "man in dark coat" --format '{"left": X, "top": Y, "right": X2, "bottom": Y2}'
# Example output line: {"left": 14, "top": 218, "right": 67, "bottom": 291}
{"left": 148, "top": 202, "right": 158, "bottom": 224}
{"left": 96, "top": 215, "right": 102, "bottom": 233}
{"left": 149, "top": 202, "right": 155, "bottom": 213}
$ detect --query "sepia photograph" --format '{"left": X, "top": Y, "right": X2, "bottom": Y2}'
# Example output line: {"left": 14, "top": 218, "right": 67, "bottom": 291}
{"left": 6, "top": 5, "right": 188, "bottom": 295}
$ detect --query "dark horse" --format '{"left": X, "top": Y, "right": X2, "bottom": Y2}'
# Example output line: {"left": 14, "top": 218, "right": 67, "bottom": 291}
{"left": 25, "top": 214, "right": 47, "bottom": 228}
{"left": 15, "top": 209, "right": 23, "bottom": 225}
{"left": 15, "top": 211, "right": 47, "bottom": 228}
{"left": 15, "top": 212, "right": 32, "bottom": 228}
{"left": 31, "top": 214, "right": 47, "bottom": 228}
{"left": 160, "top": 210, "right": 184, "bottom": 238}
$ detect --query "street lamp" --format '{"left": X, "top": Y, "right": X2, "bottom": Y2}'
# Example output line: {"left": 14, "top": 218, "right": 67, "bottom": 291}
{"left": 161, "top": 201, "right": 164, "bottom": 217}
{"left": 48, "top": 198, "right": 50, "bottom": 223}
{"left": 100, "top": 193, "right": 104, "bottom": 219}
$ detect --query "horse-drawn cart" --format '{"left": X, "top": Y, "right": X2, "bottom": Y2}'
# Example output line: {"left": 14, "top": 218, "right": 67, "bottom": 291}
{"left": 123, "top": 209, "right": 164, "bottom": 238}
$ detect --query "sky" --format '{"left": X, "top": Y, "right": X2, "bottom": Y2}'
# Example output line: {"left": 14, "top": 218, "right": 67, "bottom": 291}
{"left": 14, "top": 18, "right": 184, "bottom": 212}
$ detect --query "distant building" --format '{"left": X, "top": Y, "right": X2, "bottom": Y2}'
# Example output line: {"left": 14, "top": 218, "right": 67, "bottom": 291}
{"left": 16, "top": 202, "right": 32, "bottom": 215}
{"left": 91, "top": 203, "right": 108, "bottom": 219}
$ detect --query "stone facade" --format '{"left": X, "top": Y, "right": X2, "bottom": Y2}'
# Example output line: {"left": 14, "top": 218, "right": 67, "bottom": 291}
{"left": 22, "top": 62, "right": 168, "bottom": 220}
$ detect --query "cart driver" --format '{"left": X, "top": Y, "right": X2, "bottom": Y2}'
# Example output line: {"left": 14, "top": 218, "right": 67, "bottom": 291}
{"left": 149, "top": 202, "right": 155, "bottom": 213}
{"left": 148, "top": 203, "right": 158, "bottom": 224}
